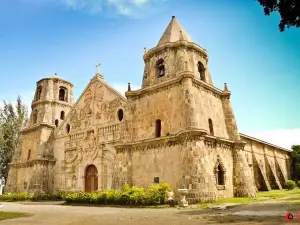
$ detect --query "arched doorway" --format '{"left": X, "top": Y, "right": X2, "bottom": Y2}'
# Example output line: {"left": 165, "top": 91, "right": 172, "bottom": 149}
{"left": 85, "top": 165, "right": 98, "bottom": 192}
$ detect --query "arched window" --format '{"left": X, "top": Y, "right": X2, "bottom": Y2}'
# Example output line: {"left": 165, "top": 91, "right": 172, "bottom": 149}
{"left": 208, "top": 118, "right": 214, "bottom": 136}
{"left": 36, "top": 86, "right": 42, "bottom": 100}
{"left": 27, "top": 149, "right": 31, "bottom": 161}
{"left": 217, "top": 165, "right": 225, "bottom": 185}
{"left": 60, "top": 111, "right": 65, "bottom": 120}
{"left": 197, "top": 61, "right": 205, "bottom": 81}
{"left": 66, "top": 124, "right": 71, "bottom": 134}
{"left": 59, "top": 87, "right": 68, "bottom": 102}
{"left": 55, "top": 119, "right": 59, "bottom": 127}
{"left": 32, "top": 110, "right": 38, "bottom": 124}
{"left": 156, "top": 59, "right": 165, "bottom": 77}
{"left": 117, "top": 109, "right": 124, "bottom": 122}
{"left": 155, "top": 119, "right": 161, "bottom": 138}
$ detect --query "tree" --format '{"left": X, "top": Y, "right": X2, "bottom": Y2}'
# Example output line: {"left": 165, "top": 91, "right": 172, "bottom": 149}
{"left": 290, "top": 145, "right": 300, "bottom": 181}
{"left": 258, "top": 0, "right": 300, "bottom": 31}
{"left": 0, "top": 96, "right": 28, "bottom": 179}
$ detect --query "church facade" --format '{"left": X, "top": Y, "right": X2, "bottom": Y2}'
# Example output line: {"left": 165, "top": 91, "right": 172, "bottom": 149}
{"left": 6, "top": 16, "right": 291, "bottom": 203}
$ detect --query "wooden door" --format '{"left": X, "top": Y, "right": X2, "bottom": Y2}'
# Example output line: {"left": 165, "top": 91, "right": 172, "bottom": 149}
{"left": 85, "top": 165, "right": 98, "bottom": 192}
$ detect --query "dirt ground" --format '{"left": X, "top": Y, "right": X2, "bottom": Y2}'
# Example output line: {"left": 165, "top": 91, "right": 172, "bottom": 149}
{"left": 0, "top": 199, "right": 299, "bottom": 225}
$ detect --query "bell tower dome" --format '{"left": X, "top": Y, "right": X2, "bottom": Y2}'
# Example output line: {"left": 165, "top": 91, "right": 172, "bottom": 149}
{"left": 142, "top": 16, "right": 214, "bottom": 89}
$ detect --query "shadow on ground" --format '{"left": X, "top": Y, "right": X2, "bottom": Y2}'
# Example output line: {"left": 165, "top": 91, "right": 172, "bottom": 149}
{"left": 176, "top": 202, "right": 300, "bottom": 224}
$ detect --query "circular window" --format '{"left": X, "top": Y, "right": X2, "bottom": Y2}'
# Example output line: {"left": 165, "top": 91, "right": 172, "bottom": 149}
{"left": 66, "top": 124, "right": 71, "bottom": 134}
{"left": 117, "top": 109, "right": 124, "bottom": 122}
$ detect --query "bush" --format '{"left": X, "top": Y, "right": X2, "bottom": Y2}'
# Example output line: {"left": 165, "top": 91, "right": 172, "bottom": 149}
{"left": 0, "top": 182, "right": 172, "bottom": 206}
{"left": 297, "top": 180, "right": 300, "bottom": 188}
{"left": 285, "top": 180, "right": 296, "bottom": 190}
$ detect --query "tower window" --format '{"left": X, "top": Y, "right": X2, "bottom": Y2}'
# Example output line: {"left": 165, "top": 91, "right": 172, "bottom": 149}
{"left": 217, "top": 165, "right": 225, "bottom": 185}
{"left": 59, "top": 87, "right": 68, "bottom": 102}
{"left": 155, "top": 119, "right": 161, "bottom": 138}
{"left": 66, "top": 124, "right": 71, "bottom": 134}
{"left": 36, "top": 86, "right": 42, "bottom": 100}
{"left": 156, "top": 59, "right": 165, "bottom": 77}
{"left": 208, "top": 118, "right": 214, "bottom": 136}
{"left": 117, "top": 109, "right": 124, "bottom": 122}
{"left": 32, "top": 110, "right": 38, "bottom": 124}
{"left": 27, "top": 149, "right": 31, "bottom": 161}
{"left": 55, "top": 119, "right": 59, "bottom": 127}
{"left": 197, "top": 61, "right": 206, "bottom": 81}
{"left": 60, "top": 111, "right": 65, "bottom": 120}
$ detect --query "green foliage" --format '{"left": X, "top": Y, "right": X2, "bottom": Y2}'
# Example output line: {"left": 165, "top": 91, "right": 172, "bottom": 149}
{"left": 257, "top": 0, "right": 300, "bottom": 32}
{"left": 0, "top": 96, "right": 28, "bottom": 178}
{"left": 0, "top": 192, "right": 63, "bottom": 202}
{"left": 291, "top": 145, "right": 300, "bottom": 181}
{"left": 297, "top": 180, "right": 300, "bottom": 188}
{"left": 0, "top": 182, "right": 172, "bottom": 206}
{"left": 285, "top": 180, "right": 296, "bottom": 190}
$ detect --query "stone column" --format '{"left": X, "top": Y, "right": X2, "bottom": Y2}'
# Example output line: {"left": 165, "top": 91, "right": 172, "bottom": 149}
{"left": 233, "top": 141, "right": 256, "bottom": 197}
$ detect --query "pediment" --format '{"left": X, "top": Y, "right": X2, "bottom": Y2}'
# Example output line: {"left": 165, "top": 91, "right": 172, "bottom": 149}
{"left": 55, "top": 75, "right": 127, "bottom": 137}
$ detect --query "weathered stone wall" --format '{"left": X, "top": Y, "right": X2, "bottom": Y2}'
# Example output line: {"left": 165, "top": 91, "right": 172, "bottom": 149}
{"left": 191, "top": 84, "right": 229, "bottom": 139}
{"left": 241, "top": 134, "right": 291, "bottom": 191}
{"left": 123, "top": 82, "right": 185, "bottom": 142}
{"left": 114, "top": 135, "right": 235, "bottom": 203}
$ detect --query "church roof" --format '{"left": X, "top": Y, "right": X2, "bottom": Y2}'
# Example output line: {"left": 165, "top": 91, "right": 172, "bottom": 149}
{"left": 157, "top": 16, "right": 193, "bottom": 46}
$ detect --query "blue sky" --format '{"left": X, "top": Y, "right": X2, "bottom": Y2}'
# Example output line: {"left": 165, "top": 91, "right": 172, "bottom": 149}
{"left": 0, "top": 0, "right": 299, "bottom": 148}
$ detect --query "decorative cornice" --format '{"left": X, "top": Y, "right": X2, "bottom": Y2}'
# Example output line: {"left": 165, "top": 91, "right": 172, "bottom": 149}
{"left": 115, "top": 129, "right": 208, "bottom": 152}
{"left": 125, "top": 72, "right": 193, "bottom": 99}
{"left": 143, "top": 41, "right": 208, "bottom": 62}
{"left": 9, "top": 158, "right": 56, "bottom": 168}
{"left": 20, "top": 123, "right": 55, "bottom": 134}
{"left": 37, "top": 77, "right": 73, "bottom": 87}
{"left": 115, "top": 130, "right": 246, "bottom": 153}
{"left": 31, "top": 99, "right": 73, "bottom": 108}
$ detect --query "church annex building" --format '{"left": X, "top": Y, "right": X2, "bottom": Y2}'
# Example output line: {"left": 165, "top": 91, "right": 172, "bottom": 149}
{"left": 7, "top": 16, "right": 291, "bottom": 203}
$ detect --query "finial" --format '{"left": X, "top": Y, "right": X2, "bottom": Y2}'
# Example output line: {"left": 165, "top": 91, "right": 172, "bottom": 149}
{"left": 144, "top": 47, "right": 147, "bottom": 54}
{"left": 54, "top": 73, "right": 57, "bottom": 76}
{"left": 224, "top": 83, "right": 229, "bottom": 91}
{"left": 128, "top": 82, "right": 131, "bottom": 91}
{"left": 172, "top": 16, "right": 175, "bottom": 19}
{"left": 96, "top": 61, "right": 101, "bottom": 74}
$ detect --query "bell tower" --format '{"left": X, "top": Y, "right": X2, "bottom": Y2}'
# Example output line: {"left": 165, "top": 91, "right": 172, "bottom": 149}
{"left": 30, "top": 73, "right": 74, "bottom": 128}
{"left": 142, "top": 16, "right": 214, "bottom": 89}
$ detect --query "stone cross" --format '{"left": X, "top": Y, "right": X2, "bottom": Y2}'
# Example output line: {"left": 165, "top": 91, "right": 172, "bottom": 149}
{"left": 96, "top": 61, "right": 101, "bottom": 73}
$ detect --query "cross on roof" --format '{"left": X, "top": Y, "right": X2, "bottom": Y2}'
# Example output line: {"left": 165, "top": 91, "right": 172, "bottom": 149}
{"left": 96, "top": 61, "right": 101, "bottom": 73}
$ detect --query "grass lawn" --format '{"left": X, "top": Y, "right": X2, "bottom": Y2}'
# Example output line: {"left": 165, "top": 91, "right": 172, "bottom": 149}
{"left": 198, "top": 188, "right": 300, "bottom": 208}
{"left": 0, "top": 212, "right": 32, "bottom": 221}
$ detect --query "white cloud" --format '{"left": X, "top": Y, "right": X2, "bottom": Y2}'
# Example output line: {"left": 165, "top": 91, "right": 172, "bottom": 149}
{"left": 111, "top": 82, "right": 140, "bottom": 96}
{"left": 21, "top": 0, "right": 165, "bottom": 16}
{"left": 246, "top": 128, "right": 300, "bottom": 150}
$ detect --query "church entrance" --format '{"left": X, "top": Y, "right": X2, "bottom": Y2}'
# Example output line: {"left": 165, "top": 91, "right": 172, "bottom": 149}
{"left": 85, "top": 165, "right": 98, "bottom": 192}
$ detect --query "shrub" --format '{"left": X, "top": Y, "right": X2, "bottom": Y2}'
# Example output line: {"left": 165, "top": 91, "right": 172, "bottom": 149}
{"left": 0, "top": 182, "right": 172, "bottom": 206}
{"left": 285, "top": 180, "right": 296, "bottom": 190}
{"left": 297, "top": 180, "right": 300, "bottom": 188}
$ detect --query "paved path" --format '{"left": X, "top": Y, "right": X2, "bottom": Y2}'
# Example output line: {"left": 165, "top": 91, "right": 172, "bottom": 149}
{"left": 0, "top": 202, "right": 294, "bottom": 225}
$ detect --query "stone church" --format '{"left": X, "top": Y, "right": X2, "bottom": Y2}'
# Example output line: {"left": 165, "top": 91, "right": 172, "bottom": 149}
{"left": 6, "top": 16, "right": 291, "bottom": 203}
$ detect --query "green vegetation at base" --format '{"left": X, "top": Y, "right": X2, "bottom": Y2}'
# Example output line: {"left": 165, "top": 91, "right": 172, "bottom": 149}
{"left": 285, "top": 180, "right": 296, "bottom": 190}
{"left": 0, "top": 182, "right": 171, "bottom": 206}
{"left": 0, "top": 212, "right": 32, "bottom": 221}
{"left": 198, "top": 189, "right": 300, "bottom": 208}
